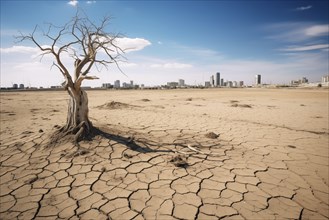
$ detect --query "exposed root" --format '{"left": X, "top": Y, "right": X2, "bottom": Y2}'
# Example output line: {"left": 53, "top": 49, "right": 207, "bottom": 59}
{"left": 73, "top": 121, "right": 88, "bottom": 143}
{"left": 172, "top": 144, "right": 224, "bottom": 156}
{"left": 47, "top": 120, "right": 94, "bottom": 148}
{"left": 74, "top": 126, "right": 85, "bottom": 143}
{"left": 187, "top": 144, "right": 222, "bottom": 155}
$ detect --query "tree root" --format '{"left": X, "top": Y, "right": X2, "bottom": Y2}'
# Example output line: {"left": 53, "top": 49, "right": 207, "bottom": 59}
{"left": 172, "top": 144, "right": 223, "bottom": 156}
{"left": 74, "top": 121, "right": 86, "bottom": 143}
{"left": 47, "top": 121, "right": 94, "bottom": 147}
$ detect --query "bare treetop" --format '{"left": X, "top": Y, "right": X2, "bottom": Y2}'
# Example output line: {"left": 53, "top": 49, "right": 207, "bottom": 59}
{"left": 16, "top": 13, "right": 126, "bottom": 91}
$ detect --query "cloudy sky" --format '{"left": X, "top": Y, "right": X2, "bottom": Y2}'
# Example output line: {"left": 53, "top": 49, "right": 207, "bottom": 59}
{"left": 1, "top": 0, "right": 328, "bottom": 87}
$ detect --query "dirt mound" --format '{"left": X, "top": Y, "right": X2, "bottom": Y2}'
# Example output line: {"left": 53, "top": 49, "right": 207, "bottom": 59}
{"left": 205, "top": 132, "right": 219, "bottom": 139}
{"left": 97, "top": 101, "right": 138, "bottom": 110}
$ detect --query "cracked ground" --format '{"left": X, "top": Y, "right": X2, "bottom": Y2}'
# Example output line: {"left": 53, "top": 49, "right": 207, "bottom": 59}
{"left": 0, "top": 88, "right": 328, "bottom": 219}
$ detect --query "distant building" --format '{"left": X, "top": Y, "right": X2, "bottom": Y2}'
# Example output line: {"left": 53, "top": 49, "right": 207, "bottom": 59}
{"left": 227, "top": 81, "right": 233, "bottom": 87}
{"left": 114, "top": 80, "right": 120, "bottom": 88}
{"left": 239, "top": 81, "right": 244, "bottom": 87}
{"left": 19, "top": 84, "right": 24, "bottom": 89}
{"left": 102, "top": 83, "right": 112, "bottom": 88}
{"left": 205, "top": 81, "right": 211, "bottom": 87}
{"left": 322, "top": 75, "right": 329, "bottom": 83}
{"left": 233, "top": 81, "right": 238, "bottom": 87}
{"left": 210, "top": 75, "right": 215, "bottom": 87}
{"left": 122, "top": 82, "right": 129, "bottom": 88}
{"left": 301, "top": 77, "right": 308, "bottom": 84}
{"left": 130, "top": 80, "right": 134, "bottom": 86}
{"left": 50, "top": 86, "right": 62, "bottom": 89}
{"left": 291, "top": 77, "right": 309, "bottom": 86}
{"left": 13, "top": 84, "right": 18, "bottom": 89}
{"left": 215, "top": 72, "right": 220, "bottom": 87}
{"left": 220, "top": 79, "right": 224, "bottom": 87}
{"left": 167, "top": 82, "right": 179, "bottom": 88}
{"left": 178, "top": 79, "right": 185, "bottom": 87}
{"left": 255, "top": 74, "right": 261, "bottom": 85}
{"left": 291, "top": 80, "right": 300, "bottom": 86}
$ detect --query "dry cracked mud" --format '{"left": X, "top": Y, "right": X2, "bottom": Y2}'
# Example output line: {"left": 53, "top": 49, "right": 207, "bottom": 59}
{"left": 0, "top": 89, "right": 328, "bottom": 219}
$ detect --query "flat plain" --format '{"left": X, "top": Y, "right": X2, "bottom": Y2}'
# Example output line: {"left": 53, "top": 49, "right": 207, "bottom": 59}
{"left": 0, "top": 88, "right": 328, "bottom": 219}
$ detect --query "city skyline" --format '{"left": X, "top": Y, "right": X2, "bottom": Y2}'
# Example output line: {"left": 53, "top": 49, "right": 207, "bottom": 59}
{"left": 1, "top": 1, "right": 328, "bottom": 88}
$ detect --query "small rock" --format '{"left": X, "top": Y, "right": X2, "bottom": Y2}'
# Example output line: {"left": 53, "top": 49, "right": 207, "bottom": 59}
{"left": 287, "top": 145, "right": 296, "bottom": 149}
{"left": 123, "top": 152, "right": 133, "bottom": 159}
{"left": 38, "top": 129, "right": 44, "bottom": 133}
{"left": 169, "top": 154, "right": 189, "bottom": 168}
{"left": 231, "top": 104, "right": 252, "bottom": 108}
{"left": 205, "top": 132, "right": 219, "bottom": 139}
{"left": 26, "top": 176, "right": 38, "bottom": 184}
{"left": 127, "top": 136, "right": 135, "bottom": 143}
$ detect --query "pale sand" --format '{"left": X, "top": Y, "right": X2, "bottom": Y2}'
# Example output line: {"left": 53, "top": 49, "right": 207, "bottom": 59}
{"left": 0, "top": 88, "right": 328, "bottom": 219}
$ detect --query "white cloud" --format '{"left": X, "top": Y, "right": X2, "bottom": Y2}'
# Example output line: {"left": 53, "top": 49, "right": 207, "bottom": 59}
{"left": 86, "top": 1, "right": 96, "bottom": 4}
{"left": 0, "top": 45, "right": 38, "bottom": 54}
{"left": 265, "top": 22, "right": 329, "bottom": 43}
{"left": 114, "top": 37, "right": 151, "bottom": 53}
{"left": 304, "top": 25, "right": 329, "bottom": 36}
{"left": 120, "top": 62, "right": 138, "bottom": 68}
{"left": 1, "top": 37, "right": 150, "bottom": 58}
{"left": 295, "top": 5, "right": 312, "bottom": 11}
{"left": 150, "top": 62, "right": 192, "bottom": 69}
{"left": 157, "top": 41, "right": 163, "bottom": 45}
{"left": 68, "top": 0, "right": 78, "bottom": 6}
{"left": 280, "top": 44, "right": 329, "bottom": 52}
{"left": 0, "top": 45, "right": 64, "bottom": 60}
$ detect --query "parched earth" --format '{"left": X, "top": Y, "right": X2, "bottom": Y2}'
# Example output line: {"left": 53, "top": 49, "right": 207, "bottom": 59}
{"left": 0, "top": 89, "right": 328, "bottom": 219}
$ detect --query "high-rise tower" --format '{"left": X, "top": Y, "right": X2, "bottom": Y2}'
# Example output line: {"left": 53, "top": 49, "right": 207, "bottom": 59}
{"left": 255, "top": 74, "right": 261, "bottom": 85}
{"left": 215, "top": 72, "right": 220, "bottom": 87}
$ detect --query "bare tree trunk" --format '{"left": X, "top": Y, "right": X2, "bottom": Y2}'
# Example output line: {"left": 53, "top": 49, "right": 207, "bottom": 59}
{"left": 55, "top": 88, "right": 93, "bottom": 143}
{"left": 66, "top": 89, "right": 90, "bottom": 127}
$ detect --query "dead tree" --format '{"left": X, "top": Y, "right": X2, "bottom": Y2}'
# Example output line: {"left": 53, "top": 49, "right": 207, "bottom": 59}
{"left": 17, "top": 15, "right": 125, "bottom": 143}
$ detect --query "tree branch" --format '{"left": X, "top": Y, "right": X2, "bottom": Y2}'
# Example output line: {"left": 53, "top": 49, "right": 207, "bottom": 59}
{"left": 75, "top": 75, "right": 99, "bottom": 90}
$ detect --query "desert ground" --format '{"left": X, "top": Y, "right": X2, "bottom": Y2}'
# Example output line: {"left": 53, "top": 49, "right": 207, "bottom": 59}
{"left": 0, "top": 88, "right": 328, "bottom": 219}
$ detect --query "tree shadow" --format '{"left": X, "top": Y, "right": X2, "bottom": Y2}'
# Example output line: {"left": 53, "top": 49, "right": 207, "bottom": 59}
{"left": 92, "top": 127, "right": 173, "bottom": 154}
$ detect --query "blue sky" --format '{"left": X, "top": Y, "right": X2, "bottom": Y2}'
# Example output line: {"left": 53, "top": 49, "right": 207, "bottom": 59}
{"left": 1, "top": 0, "right": 328, "bottom": 87}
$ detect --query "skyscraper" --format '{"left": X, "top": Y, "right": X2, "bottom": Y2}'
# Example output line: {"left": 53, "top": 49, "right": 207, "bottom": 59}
{"left": 215, "top": 72, "right": 220, "bottom": 87}
{"left": 255, "top": 74, "right": 261, "bottom": 85}
{"left": 178, "top": 79, "right": 185, "bottom": 87}
{"left": 210, "top": 75, "right": 215, "bottom": 87}
{"left": 114, "top": 80, "right": 120, "bottom": 88}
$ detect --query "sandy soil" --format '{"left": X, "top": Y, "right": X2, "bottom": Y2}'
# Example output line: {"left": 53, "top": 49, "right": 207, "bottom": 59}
{"left": 0, "top": 88, "right": 328, "bottom": 219}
